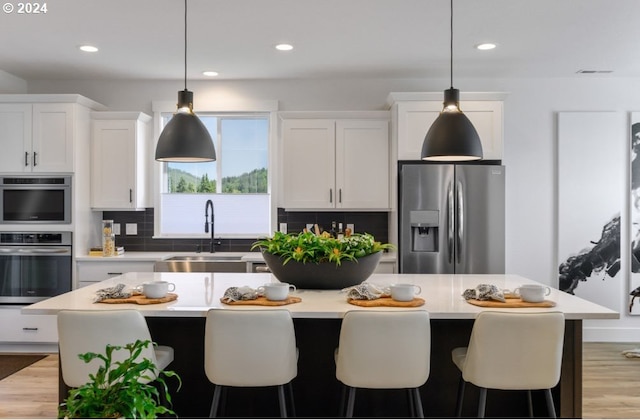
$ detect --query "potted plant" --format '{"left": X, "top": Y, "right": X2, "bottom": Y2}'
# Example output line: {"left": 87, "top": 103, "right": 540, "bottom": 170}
{"left": 252, "top": 231, "right": 395, "bottom": 289}
{"left": 59, "top": 339, "right": 181, "bottom": 419}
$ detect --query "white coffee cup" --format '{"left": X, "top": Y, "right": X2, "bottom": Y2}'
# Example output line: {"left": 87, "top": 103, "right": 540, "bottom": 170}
{"left": 390, "top": 283, "right": 422, "bottom": 302}
{"left": 137, "top": 281, "right": 175, "bottom": 299}
{"left": 514, "top": 284, "right": 551, "bottom": 303}
{"left": 258, "top": 283, "right": 296, "bottom": 301}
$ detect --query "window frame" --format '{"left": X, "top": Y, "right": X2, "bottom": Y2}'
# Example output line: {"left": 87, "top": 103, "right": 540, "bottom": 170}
{"left": 151, "top": 99, "right": 279, "bottom": 239}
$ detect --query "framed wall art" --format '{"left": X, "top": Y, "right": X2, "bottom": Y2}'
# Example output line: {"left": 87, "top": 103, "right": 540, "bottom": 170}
{"left": 557, "top": 111, "right": 624, "bottom": 312}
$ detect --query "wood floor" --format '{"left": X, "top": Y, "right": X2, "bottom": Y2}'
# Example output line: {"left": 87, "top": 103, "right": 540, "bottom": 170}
{"left": 0, "top": 342, "right": 639, "bottom": 418}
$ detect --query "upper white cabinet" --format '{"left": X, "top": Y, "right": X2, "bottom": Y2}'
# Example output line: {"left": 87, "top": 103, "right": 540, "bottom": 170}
{"left": 0, "top": 103, "right": 74, "bottom": 172}
{"left": 0, "top": 95, "right": 106, "bottom": 174}
{"left": 336, "top": 120, "right": 390, "bottom": 208}
{"left": 281, "top": 118, "right": 390, "bottom": 210}
{"left": 91, "top": 112, "right": 151, "bottom": 210}
{"left": 388, "top": 92, "right": 506, "bottom": 161}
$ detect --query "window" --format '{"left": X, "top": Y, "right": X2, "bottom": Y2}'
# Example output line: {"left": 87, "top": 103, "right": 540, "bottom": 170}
{"left": 156, "top": 113, "right": 270, "bottom": 238}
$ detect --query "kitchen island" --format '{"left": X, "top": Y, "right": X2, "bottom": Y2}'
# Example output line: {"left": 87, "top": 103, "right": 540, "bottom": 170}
{"left": 24, "top": 272, "right": 617, "bottom": 418}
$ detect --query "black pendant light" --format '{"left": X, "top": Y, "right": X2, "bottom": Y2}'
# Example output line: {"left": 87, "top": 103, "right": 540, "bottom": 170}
{"left": 155, "top": 0, "right": 216, "bottom": 162}
{"left": 421, "top": 0, "right": 482, "bottom": 161}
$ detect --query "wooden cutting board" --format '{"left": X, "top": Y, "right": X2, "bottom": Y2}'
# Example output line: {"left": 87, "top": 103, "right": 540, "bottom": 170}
{"left": 221, "top": 296, "right": 302, "bottom": 306}
{"left": 99, "top": 293, "right": 178, "bottom": 305}
{"left": 348, "top": 297, "right": 425, "bottom": 307}
{"left": 466, "top": 297, "right": 556, "bottom": 308}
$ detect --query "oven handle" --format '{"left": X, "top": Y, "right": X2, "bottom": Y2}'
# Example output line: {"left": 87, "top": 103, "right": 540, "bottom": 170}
{"left": 17, "top": 248, "right": 72, "bottom": 255}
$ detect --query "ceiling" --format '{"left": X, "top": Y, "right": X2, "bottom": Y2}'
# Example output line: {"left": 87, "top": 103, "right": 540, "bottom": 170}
{"left": 2, "top": 0, "right": 639, "bottom": 82}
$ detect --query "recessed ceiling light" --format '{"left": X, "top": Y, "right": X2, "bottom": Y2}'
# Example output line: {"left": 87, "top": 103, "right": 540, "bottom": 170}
{"left": 79, "top": 45, "right": 98, "bottom": 53}
{"left": 275, "top": 44, "right": 293, "bottom": 51}
{"left": 475, "top": 43, "right": 496, "bottom": 50}
{"left": 202, "top": 71, "right": 219, "bottom": 77}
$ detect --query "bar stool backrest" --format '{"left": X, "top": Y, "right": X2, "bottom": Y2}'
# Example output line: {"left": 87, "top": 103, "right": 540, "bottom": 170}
{"left": 57, "top": 309, "right": 160, "bottom": 388}
{"left": 204, "top": 309, "right": 297, "bottom": 387}
{"left": 336, "top": 310, "right": 431, "bottom": 389}
{"left": 462, "top": 311, "right": 565, "bottom": 390}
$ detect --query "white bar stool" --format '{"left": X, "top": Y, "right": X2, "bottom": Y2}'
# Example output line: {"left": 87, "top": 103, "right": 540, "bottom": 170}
{"left": 335, "top": 310, "right": 431, "bottom": 418}
{"left": 204, "top": 308, "right": 298, "bottom": 418}
{"left": 451, "top": 311, "right": 565, "bottom": 418}
{"left": 57, "top": 309, "right": 174, "bottom": 388}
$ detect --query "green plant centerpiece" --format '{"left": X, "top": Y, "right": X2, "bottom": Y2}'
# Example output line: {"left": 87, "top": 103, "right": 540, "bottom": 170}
{"left": 59, "top": 339, "right": 181, "bottom": 419}
{"left": 252, "top": 231, "right": 394, "bottom": 289}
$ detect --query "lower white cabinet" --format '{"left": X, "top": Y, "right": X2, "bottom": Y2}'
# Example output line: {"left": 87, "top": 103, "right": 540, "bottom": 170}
{"left": 76, "top": 261, "right": 155, "bottom": 288}
{"left": 0, "top": 307, "right": 57, "bottom": 343}
{"left": 374, "top": 260, "right": 396, "bottom": 274}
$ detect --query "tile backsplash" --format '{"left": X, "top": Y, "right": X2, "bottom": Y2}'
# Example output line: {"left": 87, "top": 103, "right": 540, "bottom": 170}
{"left": 103, "top": 208, "right": 389, "bottom": 252}
{"left": 276, "top": 208, "right": 389, "bottom": 243}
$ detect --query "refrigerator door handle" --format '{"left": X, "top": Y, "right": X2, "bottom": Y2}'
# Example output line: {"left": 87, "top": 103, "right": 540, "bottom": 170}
{"left": 456, "top": 180, "right": 464, "bottom": 264}
{"left": 447, "top": 182, "right": 454, "bottom": 264}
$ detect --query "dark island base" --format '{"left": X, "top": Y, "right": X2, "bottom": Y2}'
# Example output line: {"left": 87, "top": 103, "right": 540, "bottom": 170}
{"left": 59, "top": 317, "right": 582, "bottom": 418}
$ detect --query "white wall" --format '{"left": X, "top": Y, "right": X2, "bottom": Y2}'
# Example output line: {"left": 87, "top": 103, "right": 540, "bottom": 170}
{"left": 0, "top": 70, "right": 27, "bottom": 93}
{"left": 28, "top": 76, "right": 640, "bottom": 341}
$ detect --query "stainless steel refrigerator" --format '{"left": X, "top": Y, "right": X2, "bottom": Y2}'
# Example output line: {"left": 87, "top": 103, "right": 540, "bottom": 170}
{"left": 398, "top": 162, "right": 505, "bottom": 274}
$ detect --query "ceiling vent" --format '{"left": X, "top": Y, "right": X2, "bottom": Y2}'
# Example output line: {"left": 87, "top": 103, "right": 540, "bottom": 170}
{"left": 576, "top": 69, "right": 614, "bottom": 74}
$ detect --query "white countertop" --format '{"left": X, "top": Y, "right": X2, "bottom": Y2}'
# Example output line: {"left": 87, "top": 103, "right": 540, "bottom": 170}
{"left": 23, "top": 272, "right": 618, "bottom": 320}
{"left": 75, "top": 251, "right": 397, "bottom": 264}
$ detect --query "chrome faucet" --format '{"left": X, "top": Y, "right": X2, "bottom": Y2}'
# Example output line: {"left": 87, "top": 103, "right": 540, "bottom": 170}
{"left": 204, "top": 199, "right": 215, "bottom": 253}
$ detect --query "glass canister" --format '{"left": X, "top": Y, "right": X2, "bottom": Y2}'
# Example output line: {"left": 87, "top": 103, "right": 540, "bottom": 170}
{"left": 102, "top": 220, "right": 115, "bottom": 257}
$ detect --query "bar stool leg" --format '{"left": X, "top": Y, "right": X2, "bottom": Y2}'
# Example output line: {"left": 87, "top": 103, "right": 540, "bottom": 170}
{"left": 278, "top": 385, "right": 288, "bottom": 417}
{"left": 286, "top": 382, "right": 296, "bottom": 417}
{"left": 408, "top": 388, "right": 416, "bottom": 417}
{"left": 455, "top": 377, "right": 466, "bottom": 417}
{"left": 412, "top": 388, "right": 424, "bottom": 418}
{"left": 209, "top": 385, "right": 222, "bottom": 418}
{"left": 345, "top": 386, "right": 356, "bottom": 418}
{"left": 477, "top": 387, "right": 487, "bottom": 418}
{"left": 338, "top": 384, "right": 347, "bottom": 416}
{"left": 545, "top": 389, "right": 557, "bottom": 419}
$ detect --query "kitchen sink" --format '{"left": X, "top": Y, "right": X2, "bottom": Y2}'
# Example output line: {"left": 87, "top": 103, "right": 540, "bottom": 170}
{"left": 154, "top": 255, "right": 246, "bottom": 273}
{"left": 163, "top": 255, "right": 242, "bottom": 262}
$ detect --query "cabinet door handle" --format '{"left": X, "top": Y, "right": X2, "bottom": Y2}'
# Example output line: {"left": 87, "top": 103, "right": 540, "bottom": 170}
{"left": 22, "top": 327, "right": 38, "bottom": 331}
{"left": 339, "top": 188, "right": 342, "bottom": 203}
{"left": 107, "top": 272, "right": 123, "bottom": 276}
{"left": 24, "top": 151, "right": 29, "bottom": 166}
{"left": 129, "top": 189, "right": 133, "bottom": 203}
{"left": 329, "top": 188, "right": 333, "bottom": 203}
{"left": 33, "top": 152, "right": 37, "bottom": 166}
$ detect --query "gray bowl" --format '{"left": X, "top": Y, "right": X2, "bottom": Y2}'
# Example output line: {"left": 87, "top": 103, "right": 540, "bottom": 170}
{"left": 261, "top": 251, "right": 382, "bottom": 289}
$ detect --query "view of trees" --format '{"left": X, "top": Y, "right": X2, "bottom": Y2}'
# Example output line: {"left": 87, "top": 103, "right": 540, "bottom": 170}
{"left": 168, "top": 167, "right": 267, "bottom": 194}
{"left": 222, "top": 168, "right": 267, "bottom": 193}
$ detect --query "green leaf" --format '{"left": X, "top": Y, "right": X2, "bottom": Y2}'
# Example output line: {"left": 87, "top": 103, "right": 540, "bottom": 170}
{"left": 253, "top": 231, "right": 395, "bottom": 267}
{"left": 59, "top": 339, "right": 180, "bottom": 419}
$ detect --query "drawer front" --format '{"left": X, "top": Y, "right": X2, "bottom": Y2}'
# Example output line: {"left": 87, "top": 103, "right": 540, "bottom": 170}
{"left": 77, "top": 261, "right": 154, "bottom": 282}
{"left": 0, "top": 308, "right": 58, "bottom": 343}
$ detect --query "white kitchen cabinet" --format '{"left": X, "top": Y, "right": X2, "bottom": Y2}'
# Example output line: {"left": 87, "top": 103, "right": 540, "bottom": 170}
{"left": 91, "top": 112, "right": 151, "bottom": 210}
{"left": 0, "top": 103, "right": 74, "bottom": 172}
{"left": 374, "top": 260, "right": 396, "bottom": 274}
{"left": 281, "top": 119, "right": 389, "bottom": 209}
{"left": 0, "top": 307, "right": 57, "bottom": 343}
{"left": 388, "top": 93, "right": 505, "bottom": 161}
{"left": 76, "top": 260, "right": 155, "bottom": 288}
{"left": 0, "top": 104, "right": 31, "bottom": 173}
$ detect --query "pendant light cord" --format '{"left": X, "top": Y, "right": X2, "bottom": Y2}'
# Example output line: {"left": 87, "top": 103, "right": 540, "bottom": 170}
{"left": 184, "top": 0, "right": 188, "bottom": 91}
{"left": 449, "top": 0, "right": 453, "bottom": 89}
